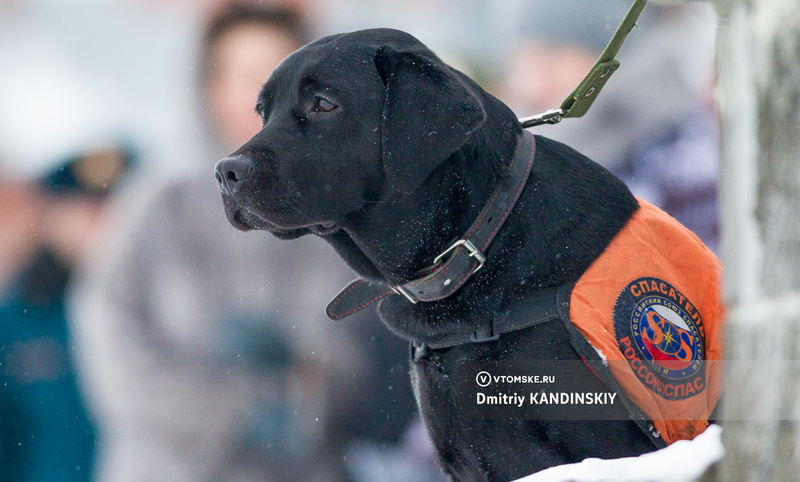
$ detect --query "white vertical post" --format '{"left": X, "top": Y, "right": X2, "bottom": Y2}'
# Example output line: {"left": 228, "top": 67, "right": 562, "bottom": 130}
{"left": 713, "top": 0, "right": 800, "bottom": 479}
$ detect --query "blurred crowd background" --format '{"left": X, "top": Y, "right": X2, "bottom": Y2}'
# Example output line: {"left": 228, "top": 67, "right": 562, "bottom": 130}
{"left": 0, "top": 0, "right": 718, "bottom": 480}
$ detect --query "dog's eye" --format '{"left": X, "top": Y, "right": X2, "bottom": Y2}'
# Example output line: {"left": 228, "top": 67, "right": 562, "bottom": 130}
{"left": 255, "top": 103, "right": 267, "bottom": 127}
{"left": 314, "top": 97, "right": 337, "bottom": 113}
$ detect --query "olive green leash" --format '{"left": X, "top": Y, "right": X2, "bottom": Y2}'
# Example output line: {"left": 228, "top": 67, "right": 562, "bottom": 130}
{"left": 519, "top": 0, "right": 648, "bottom": 128}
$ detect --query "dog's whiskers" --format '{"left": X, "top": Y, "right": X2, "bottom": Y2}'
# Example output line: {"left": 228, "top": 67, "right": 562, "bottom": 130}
{"left": 278, "top": 198, "right": 315, "bottom": 225}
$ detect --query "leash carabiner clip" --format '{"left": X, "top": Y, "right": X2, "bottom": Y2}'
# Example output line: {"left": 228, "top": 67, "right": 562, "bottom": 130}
{"left": 519, "top": 108, "right": 565, "bottom": 128}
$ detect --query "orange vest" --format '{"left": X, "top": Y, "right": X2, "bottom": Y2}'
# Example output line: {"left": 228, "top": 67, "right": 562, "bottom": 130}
{"left": 569, "top": 199, "right": 724, "bottom": 445}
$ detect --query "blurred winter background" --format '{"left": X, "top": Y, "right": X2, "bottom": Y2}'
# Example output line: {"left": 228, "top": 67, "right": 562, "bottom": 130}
{"left": 0, "top": 0, "right": 719, "bottom": 481}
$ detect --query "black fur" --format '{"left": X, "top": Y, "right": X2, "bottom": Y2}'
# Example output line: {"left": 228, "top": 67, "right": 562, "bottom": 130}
{"left": 216, "top": 28, "right": 656, "bottom": 480}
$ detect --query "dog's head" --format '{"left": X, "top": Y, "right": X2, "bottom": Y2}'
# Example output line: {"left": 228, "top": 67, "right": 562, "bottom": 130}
{"left": 215, "top": 28, "right": 487, "bottom": 240}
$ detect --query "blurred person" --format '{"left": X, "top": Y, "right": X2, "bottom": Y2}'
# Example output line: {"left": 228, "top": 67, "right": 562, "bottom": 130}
{"left": 0, "top": 146, "right": 133, "bottom": 481}
{"left": 0, "top": 178, "right": 42, "bottom": 293}
{"left": 501, "top": 0, "right": 720, "bottom": 252}
{"left": 200, "top": 1, "right": 307, "bottom": 151}
{"left": 69, "top": 3, "right": 420, "bottom": 481}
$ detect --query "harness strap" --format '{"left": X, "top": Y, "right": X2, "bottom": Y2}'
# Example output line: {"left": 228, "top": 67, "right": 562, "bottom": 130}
{"left": 554, "top": 283, "right": 667, "bottom": 449}
{"left": 519, "top": 0, "right": 648, "bottom": 128}
{"left": 410, "top": 285, "right": 561, "bottom": 359}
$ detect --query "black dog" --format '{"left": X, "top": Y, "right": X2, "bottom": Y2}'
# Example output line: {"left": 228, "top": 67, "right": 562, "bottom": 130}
{"left": 215, "top": 29, "right": 663, "bottom": 480}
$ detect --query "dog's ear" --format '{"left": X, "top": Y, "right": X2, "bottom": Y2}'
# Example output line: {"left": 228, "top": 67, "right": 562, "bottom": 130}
{"left": 374, "top": 45, "right": 486, "bottom": 194}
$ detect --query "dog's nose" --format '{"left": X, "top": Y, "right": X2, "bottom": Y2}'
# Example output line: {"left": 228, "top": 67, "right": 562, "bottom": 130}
{"left": 214, "top": 156, "right": 253, "bottom": 194}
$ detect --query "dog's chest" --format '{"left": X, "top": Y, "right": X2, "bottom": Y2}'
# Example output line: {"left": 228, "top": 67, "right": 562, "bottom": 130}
{"left": 408, "top": 321, "right": 586, "bottom": 480}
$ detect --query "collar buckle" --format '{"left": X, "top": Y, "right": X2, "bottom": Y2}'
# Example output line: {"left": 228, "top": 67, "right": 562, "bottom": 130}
{"left": 433, "top": 239, "right": 486, "bottom": 275}
{"left": 392, "top": 286, "right": 418, "bottom": 304}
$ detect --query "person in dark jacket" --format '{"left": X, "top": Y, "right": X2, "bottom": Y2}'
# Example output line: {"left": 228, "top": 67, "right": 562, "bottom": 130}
{"left": 0, "top": 145, "right": 133, "bottom": 481}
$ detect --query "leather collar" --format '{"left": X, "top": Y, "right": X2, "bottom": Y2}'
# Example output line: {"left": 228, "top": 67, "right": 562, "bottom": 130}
{"left": 326, "top": 130, "right": 536, "bottom": 321}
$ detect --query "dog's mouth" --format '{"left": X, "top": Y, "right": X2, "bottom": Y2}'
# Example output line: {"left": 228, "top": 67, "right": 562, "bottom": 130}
{"left": 309, "top": 221, "right": 339, "bottom": 235}
{"left": 228, "top": 206, "right": 269, "bottom": 232}
{"left": 221, "top": 194, "right": 274, "bottom": 232}
{"left": 228, "top": 207, "right": 308, "bottom": 239}
{"left": 228, "top": 204, "right": 339, "bottom": 239}
{"left": 221, "top": 188, "right": 341, "bottom": 239}
{"left": 231, "top": 209, "right": 252, "bottom": 230}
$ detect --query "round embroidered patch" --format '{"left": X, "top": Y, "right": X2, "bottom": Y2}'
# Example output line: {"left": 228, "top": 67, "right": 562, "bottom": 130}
{"left": 614, "top": 277, "right": 705, "bottom": 401}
